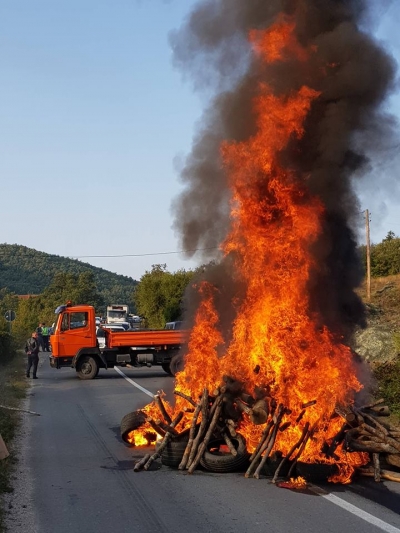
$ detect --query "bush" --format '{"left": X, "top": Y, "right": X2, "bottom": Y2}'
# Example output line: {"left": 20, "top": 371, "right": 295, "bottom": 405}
{"left": 371, "top": 357, "right": 400, "bottom": 418}
{"left": 0, "top": 332, "right": 15, "bottom": 364}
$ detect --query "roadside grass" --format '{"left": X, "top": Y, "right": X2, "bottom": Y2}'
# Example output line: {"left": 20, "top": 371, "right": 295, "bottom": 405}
{"left": 371, "top": 356, "right": 400, "bottom": 424}
{"left": 0, "top": 351, "right": 28, "bottom": 532}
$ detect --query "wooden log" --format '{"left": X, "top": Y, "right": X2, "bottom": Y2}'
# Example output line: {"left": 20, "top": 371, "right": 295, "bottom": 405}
{"left": 250, "top": 400, "right": 269, "bottom": 425}
{"left": 174, "top": 390, "right": 197, "bottom": 407}
{"left": 347, "top": 439, "right": 398, "bottom": 454}
{"left": 335, "top": 406, "right": 356, "bottom": 424}
{"left": 226, "top": 419, "right": 237, "bottom": 438}
{"left": 287, "top": 421, "right": 318, "bottom": 478}
{"left": 143, "top": 411, "right": 183, "bottom": 470}
{"left": 134, "top": 454, "right": 151, "bottom": 472}
{"left": 222, "top": 375, "right": 243, "bottom": 395}
{"left": 154, "top": 394, "right": 172, "bottom": 425}
{"left": 296, "top": 410, "right": 306, "bottom": 424}
{"left": 222, "top": 430, "right": 238, "bottom": 456}
{"left": 254, "top": 406, "right": 285, "bottom": 479}
{"left": 373, "top": 453, "right": 381, "bottom": 482}
{"left": 359, "top": 468, "right": 400, "bottom": 483}
{"left": 188, "top": 395, "right": 224, "bottom": 474}
{"left": 0, "top": 404, "right": 40, "bottom": 416}
{"left": 272, "top": 422, "right": 310, "bottom": 484}
{"left": 360, "top": 424, "right": 400, "bottom": 454}
{"left": 365, "top": 406, "right": 390, "bottom": 417}
{"left": 325, "top": 423, "right": 348, "bottom": 458}
{"left": 186, "top": 389, "right": 209, "bottom": 469}
{"left": 386, "top": 454, "right": 400, "bottom": 469}
{"left": 155, "top": 420, "right": 180, "bottom": 437}
{"left": 239, "top": 393, "right": 255, "bottom": 406}
{"left": 248, "top": 420, "right": 274, "bottom": 463}
{"left": 145, "top": 417, "right": 166, "bottom": 437}
{"left": 178, "top": 392, "right": 204, "bottom": 470}
{"left": 360, "top": 398, "right": 385, "bottom": 410}
{"left": 301, "top": 400, "right": 317, "bottom": 409}
{"left": 246, "top": 410, "right": 282, "bottom": 478}
{"left": 236, "top": 398, "right": 252, "bottom": 415}
{"left": 354, "top": 408, "right": 389, "bottom": 436}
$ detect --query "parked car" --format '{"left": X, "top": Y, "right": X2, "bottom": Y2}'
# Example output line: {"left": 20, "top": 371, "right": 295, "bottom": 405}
{"left": 165, "top": 321, "right": 183, "bottom": 330}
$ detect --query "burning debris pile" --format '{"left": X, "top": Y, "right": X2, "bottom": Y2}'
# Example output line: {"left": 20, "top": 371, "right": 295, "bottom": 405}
{"left": 123, "top": 389, "right": 400, "bottom": 484}
{"left": 124, "top": 1, "right": 399, "bottom": 484}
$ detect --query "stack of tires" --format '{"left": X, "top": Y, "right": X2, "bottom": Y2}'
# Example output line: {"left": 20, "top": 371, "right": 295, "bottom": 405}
{"left": 121, "top": 411, "right": 250, "bottom": 473}
{"left": 157, "top": 433, "right": 250, "bottom": 473}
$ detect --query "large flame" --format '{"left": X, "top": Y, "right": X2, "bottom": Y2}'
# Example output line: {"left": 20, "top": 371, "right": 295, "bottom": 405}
{"left": 173, "top": 16, "right": 368, "bottom": 481}
{"left": 131, "top": 15, "right": 369, "bottom": 483}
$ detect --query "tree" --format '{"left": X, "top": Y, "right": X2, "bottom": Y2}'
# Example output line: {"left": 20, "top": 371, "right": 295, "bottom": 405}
{"left": 133, "top": 265, "right": 195, "bottom": 328}
{"left": 12, "top": 271, "right": 104, "bottom": 343}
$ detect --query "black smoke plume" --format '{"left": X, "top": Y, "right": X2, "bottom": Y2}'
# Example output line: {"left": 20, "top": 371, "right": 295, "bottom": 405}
{"left": 171, "top": 0, "right": 397, "bottom": 341}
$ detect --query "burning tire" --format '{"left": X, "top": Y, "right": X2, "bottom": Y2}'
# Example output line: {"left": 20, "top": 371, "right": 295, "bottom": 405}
{"left": 120, "top": 410, "right": 147, "bottom": 444}
{"left": 200, "top": 434, "right": 250, "bottom": 473}
{"left": 155, "top": 430, "right": 191, "bottom": 468}
{"left": 169, "top": 354, "right": 184, "bottom": 376}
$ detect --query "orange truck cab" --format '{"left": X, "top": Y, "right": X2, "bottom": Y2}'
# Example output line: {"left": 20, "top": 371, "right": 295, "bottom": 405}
{"left": 49, "top": 303, "right": 187, "bottom": 380}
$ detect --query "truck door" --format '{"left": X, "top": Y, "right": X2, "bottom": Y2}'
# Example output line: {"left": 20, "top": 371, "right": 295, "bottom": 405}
{"left": 57, "top": 311, "right": 94, "bottom": 357}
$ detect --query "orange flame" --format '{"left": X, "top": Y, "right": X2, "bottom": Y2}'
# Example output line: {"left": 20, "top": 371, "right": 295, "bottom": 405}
{"left": 172, "top": 15, "right": 368, "bottom": 482}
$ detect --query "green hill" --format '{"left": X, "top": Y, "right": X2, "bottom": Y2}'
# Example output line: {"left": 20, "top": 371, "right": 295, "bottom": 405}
{"left": 0, "top": 244, "right": 138, "bottom": 311}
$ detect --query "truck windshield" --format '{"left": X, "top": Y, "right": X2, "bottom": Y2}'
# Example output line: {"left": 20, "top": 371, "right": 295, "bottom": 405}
{"left": 107, "top": 311, "right": 126, "bottom": 320}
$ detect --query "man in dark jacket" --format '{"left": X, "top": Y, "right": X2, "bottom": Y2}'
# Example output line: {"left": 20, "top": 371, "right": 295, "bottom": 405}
{"left": 25, "top": 332, "right": 40, "bottom": 379}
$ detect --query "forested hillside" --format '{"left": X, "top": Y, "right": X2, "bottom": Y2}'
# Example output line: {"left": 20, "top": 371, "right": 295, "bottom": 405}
{"left": 0, "top": 244, "right": 137, "bottom": 310}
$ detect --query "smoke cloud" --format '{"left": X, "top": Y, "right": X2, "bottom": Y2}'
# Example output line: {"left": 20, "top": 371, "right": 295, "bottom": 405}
{"left": 171, "top": 0, "right": 397, "bottom": 339}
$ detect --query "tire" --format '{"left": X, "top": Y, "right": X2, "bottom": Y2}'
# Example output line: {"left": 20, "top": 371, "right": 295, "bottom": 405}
{"left": 169, "top": 353, "right": 185, "bottom": 376}
{"left": 76, "top": 356, "right": 99, "bottom": 380}
{"left": 200, "top": 434, "right": 250, "bottom": 473}
{"left": 155, "top": 433, "right": 189, "bottom": 468}
{"left": 162, "top": 363, "right": 173, "bottom": 376}
{"left": 120, "top": 410, "right": 147, "bottom": 443}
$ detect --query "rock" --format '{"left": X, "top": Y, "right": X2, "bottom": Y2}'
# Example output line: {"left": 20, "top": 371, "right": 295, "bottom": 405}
{"left": 354, "top": 325, "right": 398, "bottom": 363}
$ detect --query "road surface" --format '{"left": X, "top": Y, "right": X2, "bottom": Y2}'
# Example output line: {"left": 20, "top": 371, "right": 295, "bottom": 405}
{"left": 5, "top": 357, "right": 400, "bottom": 533}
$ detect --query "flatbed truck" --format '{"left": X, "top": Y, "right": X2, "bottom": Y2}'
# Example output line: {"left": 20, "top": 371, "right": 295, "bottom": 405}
{"left": 49, "top": 302, "right": 187, "bottom": 379}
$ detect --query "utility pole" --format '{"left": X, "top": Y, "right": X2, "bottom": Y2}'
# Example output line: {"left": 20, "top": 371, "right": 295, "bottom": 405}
{"left": 365, "top": 209, "right": 371, "bottom": 301}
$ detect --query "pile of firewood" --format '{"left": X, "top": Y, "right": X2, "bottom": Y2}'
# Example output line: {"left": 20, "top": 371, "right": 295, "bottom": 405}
{"left": 132, "top": 378, "right": 400, "bottom": 483}
{"left": 339, "top": 399, "right": 400, "bottom": 482}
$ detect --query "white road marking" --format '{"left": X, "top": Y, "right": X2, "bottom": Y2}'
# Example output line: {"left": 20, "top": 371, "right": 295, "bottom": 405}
{"left": 310, "top": 485, "right": 400, "bottom": 533}
{"left": 114, "top": 366, "right": 154, "bottom": 398}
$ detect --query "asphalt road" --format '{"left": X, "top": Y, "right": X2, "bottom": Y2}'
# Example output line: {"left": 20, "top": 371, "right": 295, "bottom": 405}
{"left": 10, "top": 356, "right": 400, "bottom": 533}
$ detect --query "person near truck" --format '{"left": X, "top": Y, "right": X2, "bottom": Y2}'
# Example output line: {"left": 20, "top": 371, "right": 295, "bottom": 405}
{"left": 35, "top": 323, "right": 44, "bottom": 351}
{"left": 25, "top": 332, "right": 40, "bottom": 379}
{"left": 41, "top": 323, "right": 50, "bottom": 352}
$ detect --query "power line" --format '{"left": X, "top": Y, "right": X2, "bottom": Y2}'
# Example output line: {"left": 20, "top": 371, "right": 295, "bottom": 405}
{"left": 67, "top": 247, "right": 219, "bottom": 260}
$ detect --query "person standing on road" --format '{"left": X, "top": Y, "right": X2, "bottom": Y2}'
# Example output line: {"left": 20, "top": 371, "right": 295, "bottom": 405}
{"left": 41, "top": 323, "right": 50, "bottom": 352}
{"left": 25, "top": 332, "right": 40, "bottom": 379}
{"left": 36, "top": 323, "right": 44, "bottom": 351}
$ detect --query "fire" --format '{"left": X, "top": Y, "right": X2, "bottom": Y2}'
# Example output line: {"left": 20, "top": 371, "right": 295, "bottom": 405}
{"left": 128, "top": 15, "right": 369, "bottom": 483}
{"left": 172, "top": 15, "right": 368, "bottom": 481}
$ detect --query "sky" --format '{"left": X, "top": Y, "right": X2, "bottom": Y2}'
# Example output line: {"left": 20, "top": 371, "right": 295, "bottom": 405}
{"left": 1, "top": 0, "right": 400, "bottom": 282}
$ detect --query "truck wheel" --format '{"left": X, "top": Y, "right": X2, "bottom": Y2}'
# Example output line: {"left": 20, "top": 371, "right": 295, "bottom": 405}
{"left": 77, "top": 356, "right": 99, "bottom": 380}
{"left": 121, "top": 410, "right": 147, "bottom": 443}
{"left": 169, "top": 354, "right": 184, "bottom": 376}
{"left": 162, "top": 363, "right": 173, "bottom": 376}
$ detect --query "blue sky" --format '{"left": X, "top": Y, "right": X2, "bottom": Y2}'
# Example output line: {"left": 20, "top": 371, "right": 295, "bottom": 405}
{"left": 0, "top": 1, "right": 399, "bottom": 281}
